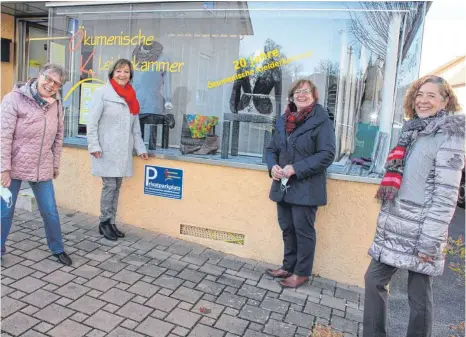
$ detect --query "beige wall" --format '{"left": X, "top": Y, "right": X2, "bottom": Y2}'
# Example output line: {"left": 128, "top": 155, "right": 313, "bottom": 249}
{"left": 56, "top": 148, "right": 380, "bottom": 287}
{"left": 1, "top": 13, "right": 15, "bottom": 100}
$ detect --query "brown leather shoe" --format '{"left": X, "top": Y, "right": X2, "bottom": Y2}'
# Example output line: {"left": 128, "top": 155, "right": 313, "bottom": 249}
{"left": 266, "top": 268, "right": 292, "bottom": 278}
{"left": 279, "top": 274, "right": 309, "bottom": 288}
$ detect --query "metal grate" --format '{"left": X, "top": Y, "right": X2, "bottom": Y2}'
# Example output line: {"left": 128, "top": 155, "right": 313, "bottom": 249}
{"left": 180, "top": 224, "right": 245, "bottom": 245}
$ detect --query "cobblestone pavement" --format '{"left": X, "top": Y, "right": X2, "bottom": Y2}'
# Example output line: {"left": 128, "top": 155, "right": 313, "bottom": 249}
{"left": 1, "top": 208, "right": 364, "bottom": 337}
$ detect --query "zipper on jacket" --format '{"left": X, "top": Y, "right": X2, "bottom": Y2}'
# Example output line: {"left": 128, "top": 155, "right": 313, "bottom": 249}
{"left": 36, "top": 115, "right": 46, "bottom": 181}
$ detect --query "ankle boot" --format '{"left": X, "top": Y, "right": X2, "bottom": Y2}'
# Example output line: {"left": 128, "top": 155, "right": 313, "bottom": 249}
{"left": 194, "top": 135, "right": 219, "bottom": 155}
{"left": 181, "top": 144, "right": 201, "bottom": 155}
{"left": 99, "top": 219, "right": 117, "bottom": 241}
{"left": 110, "top": 223, "right": 125, "bottom": 238}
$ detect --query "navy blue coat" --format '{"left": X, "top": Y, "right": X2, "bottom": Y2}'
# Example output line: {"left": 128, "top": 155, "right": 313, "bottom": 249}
{"left": 266, "top": 104, "right": 336, "bottom": 206}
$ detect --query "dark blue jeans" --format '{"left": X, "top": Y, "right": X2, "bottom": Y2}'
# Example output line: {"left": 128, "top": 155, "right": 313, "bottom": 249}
{"left": 1, "top": 179, "right": 64, "bottom": 255}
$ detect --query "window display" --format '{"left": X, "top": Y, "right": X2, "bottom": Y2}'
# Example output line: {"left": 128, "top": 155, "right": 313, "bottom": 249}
{"left": 48, "top": 1, "right": 427, "bottom": 178}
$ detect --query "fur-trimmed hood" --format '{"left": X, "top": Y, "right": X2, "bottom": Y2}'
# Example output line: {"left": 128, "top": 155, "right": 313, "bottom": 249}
{"left": 423, "top": 112, "right": 465, "bottom": 138}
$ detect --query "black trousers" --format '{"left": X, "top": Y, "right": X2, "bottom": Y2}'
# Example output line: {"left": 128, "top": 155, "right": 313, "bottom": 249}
{"left": 363, "top": 259, "right": 433, "bottom": 337}
{"left": 277, "top": 202, "right": 317, "bottom": 276}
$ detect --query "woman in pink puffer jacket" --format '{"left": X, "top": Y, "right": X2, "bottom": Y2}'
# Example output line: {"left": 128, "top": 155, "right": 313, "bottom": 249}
{"left": 1, "top": 63, "right": 72, "bottom": 266}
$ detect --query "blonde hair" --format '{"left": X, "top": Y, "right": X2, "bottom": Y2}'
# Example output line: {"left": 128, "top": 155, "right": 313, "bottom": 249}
{"left": 404, "top": 75, "right": 460, "bottom": 119}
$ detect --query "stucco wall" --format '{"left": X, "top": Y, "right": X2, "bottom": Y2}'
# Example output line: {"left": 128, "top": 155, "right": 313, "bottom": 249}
{"left": 1, "top": 13, "right": 15, "bottom": 100}
{"left": 55, "top": 147, "right": 380, "bottom": 287}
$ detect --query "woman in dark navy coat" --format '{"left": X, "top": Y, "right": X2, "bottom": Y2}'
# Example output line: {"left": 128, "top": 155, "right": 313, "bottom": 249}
{"left": 266, "top": 79, "right": 336, "bottom": 288}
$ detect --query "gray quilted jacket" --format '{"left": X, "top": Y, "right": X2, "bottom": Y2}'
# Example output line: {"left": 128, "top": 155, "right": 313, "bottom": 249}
{"left": 369, "top": 113, "right": 465, "bottom": 276}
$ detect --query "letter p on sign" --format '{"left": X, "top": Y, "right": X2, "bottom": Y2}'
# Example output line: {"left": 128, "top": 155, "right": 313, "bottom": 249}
{"left": 145, "top": 166, "right": 157, "bottom": 185}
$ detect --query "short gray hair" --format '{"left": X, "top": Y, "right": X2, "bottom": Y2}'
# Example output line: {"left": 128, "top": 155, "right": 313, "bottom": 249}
{"left": 39, "top": 63, "right": 67, "bottom": 84}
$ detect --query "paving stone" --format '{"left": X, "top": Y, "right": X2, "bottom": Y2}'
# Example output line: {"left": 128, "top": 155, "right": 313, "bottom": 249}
{"left": 270, "top": 312, "right": 285, "bottom": 321}
{"left": 264, "top": 319, "right": 297, "bottom": 337}
{"left": 177, "top": 269, "right": 206, "bottom": 283}
{"left": 74, "top": 241, "right": 100, "bottom": 252}
{"left": 55, "top": 297, "right": 73, "bottom": 306}
{"left": 291, "top": 303, "right": 304, "bottom": 312}
{"left": 215, "top": 313, "right": 249, "bottom": 335}
{"left": 34, "top": 303, "right": 75, "bottom": 324}
{"left": 154, "top": 275, "right": 184, "bottom": 290}
{"left": 206, "top": 275, "right": 217, "bottom": 281}
{"left": 151, "top": 309, "right": 167, "bottom": 319}
{"left": 217, "top": 274, "right": 245, "bottom": 288}
{"left": 296, "top": 283, "right": 323, "bottom": 299}
{"left": 127, "top": 281, "right": 160, "bottom": 298}
{"left": 172, "top": 326, "right": 190, "bottom": 337}
{"left": 203, "top": 293, "right": 217, "bottom": 302}
{"left": 146, "top": 248, "right": 172, "bottom": 261}
{"left": 236, "top": 268, "right": 262, "bottom": 281}
{"left": 183, "top": 280, "right": 197, "bottom": 288}
{"left": 84, "top": 309, "right": 124, "bottom": 332}
{"left": 218, "top": 258, "right": 244, "bottom": 271}
{"left": 122, "top": 254, "right": 152, "bottom": 267}
{"left": 135, "top": 317, "right": 174, "bottom": 337}
{"left": 98, "top": 259, "right": 128, "bottom": 273}
{"left": 86, "top": 329, "right": 107, "bottom": 337}
{"left": 216, "top": 292, "right": 247, "bottom": 309}
{"left": 146, "top": 293, "right": 179, "bottom": 312}
{"left": 1, "top": 277, "right": 15, "bottom": 285}
{"left": 165, "top": 269, "right": 179, "bottom": 277}
{"left": 198, "top": 263, "right": 226, "bottom": 276}
{"left": 10, "top": 276, "right": 46, "bottom": 293}
{"left": 333, "top": 309, "right": 345, "bottom": 318}
{"left": 2, "top": 264, "right": 35, "bottom": 280}
{"left": 285, "top": 310, "right": 314, "bottom": 329}
{"left": 99, "top": 287, "right": 134, "bottom": 306}
{"left": 248, "top": 298, "right": 261, "bottom": 306}
{"left": 238, "top": 284, "right": 267, "bottom": 301}
{"left": 1, "top": 312, "right": 40, "bottom": 336}
{"left": 224, "top": 307, "right": 240, "bottom": 316}
{"left": 1, "top": 285, "right": 15, "bottom": 297}
{"left": 165, "top": 308, "right": 201, "bottom": 328}
{"left": 346, "top": 300, "right": 359, "bottom": 310}
{"left": 321, "top": 294, "right": 346, "bottom": 311}
{"left": 74, "top": 276, "right": 89, "bottom": 284}
{"left": 116, "top": 282, "right": 131, "bottom": 290}
{"left": 187, "top": 324, "right": 225, "bottom": 337}
{"left": 22, "top": 289, "right": 60, "bottom": 308}
{"left": 249, "top": 322, "right": 265, "bottom": 332}
{"left": 167, "top": 244, "right": 193, "bottom": 256}
{"left": 345, "top": 307, "right": 364, "bottom": 323}
{"left": 261, "top": 297, "right": 290, "bottom": 314}
{"left": 0, "top": 254, "right": 25, "bottom": 268}
{"left": 171, "top": 286, "right": 204, "bottom": 304}
{"left": 30, "top": 259, "right": 63, "bottom": 274}
{"left": 21, "top": 248, "right": 50, "bottom": 261}
{"left": 330, "top": 316, "right": 359, "bottom": 334}
{"left": 107, "top": 327, "right": 145, "bottom": 337}
{"left": 42, "top": 270, "right": 76, "bottom": 286}
{"left": 200, "top": 316, "right": 216, "bottom": 326}
{"left": 304, "top": 302, "right": 332, "bottom": 320}
{"left": 196, "top": 280, "right": 225, "bottom": 296}
{"left": 181, "top": 254, "right": 209, "bottom": 266}
{"left": 244, "top": 330, "right": 274, "bottom": 337}
{"left": 178, "top": 301, "right": 193, "bottom": 310}
{"left": 312, "top": 277, "right": 337, "bottom": 292}
{"left": 111, "top": 269, "right": 143, "bottom": 285}
{"left": 21, "top": 304, "right": 40, "bottom": 315}
{"left": 87, "top": 289, "right": 103, "bottom": 298}
{"left": 103, "top": 303, "right": 120, "bottom": 313}
{"left": 192, "top": 299, "right": 225, "bottom": 319}
{"left": 225, "top": 286, "right": 238, "bottom": 294}
{"left": 34, "top": 321, "right": 54, "bottom": 333}
{"left": 31, "top": 271, "right": 46, "bottom": 279}
{"left": 55, "top": 282, "right": 91, "bottom": 300}
{"left": 335, "top": 287, "right": 360, "bottom": 303}
{"left": 85, "top": 250, "right": 113, "bottom": 262}
{"left": 1, "top": 296, "right": 28, "bottom": 318}
{"left": 84, "top": 275, "right": 119, "bottom": 292}
{"left": 72, "top": 265, "right": 102, "bottom": 279}
{"left": 245, "top": 279, "right": 258, "bottom": 286}
{"left": 121, "top": 319, "right": 139, "bottom": 330}
{"left": 257, "top": 277, "right": 282, "bottom": 293}
{"left": 131, "top": 240, "right": 158, "bottom": 252}
{"left": 19, "top": 259, "right": 35, "bottom": 266}
{"left": 9, "top": 290, "right": 27, "bottom": 299}
{"left": 323, "top": 289, "right": 334, "bottom": 296}
{"left": 68, "top": 295, "right": 106, "bottom": 315}
{"left": 279, "top": 289, "right": 307, "bottom": 306}
{"left": 160, "top": 258, "right": 189, "bottom": 272}
{"left": 239, "top": 304, "right": 270, "bottom": 324}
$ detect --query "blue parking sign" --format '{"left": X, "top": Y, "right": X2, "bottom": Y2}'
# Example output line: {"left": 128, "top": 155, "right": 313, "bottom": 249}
{"left": 144, "top": 165, "right": 183, "bottom": 200}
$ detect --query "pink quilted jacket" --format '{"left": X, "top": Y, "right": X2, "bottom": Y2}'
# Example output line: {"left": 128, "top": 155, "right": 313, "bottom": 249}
{"left": 1, "top": 80, "right": 63, "bottom": 182}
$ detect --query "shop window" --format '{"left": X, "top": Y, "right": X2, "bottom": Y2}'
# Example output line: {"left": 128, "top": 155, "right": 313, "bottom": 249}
{"left": 48, "top": 1, "right": 427, "bottom": 178}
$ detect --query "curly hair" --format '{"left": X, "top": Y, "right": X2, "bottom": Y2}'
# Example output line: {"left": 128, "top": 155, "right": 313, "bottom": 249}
{"left": 404, "top": 75, "right": 461, "bottom": 119}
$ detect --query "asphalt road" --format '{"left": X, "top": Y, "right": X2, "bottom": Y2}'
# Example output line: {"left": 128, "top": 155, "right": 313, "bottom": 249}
{"left": 388, "top": 207, "right": 465, "bottom": 337}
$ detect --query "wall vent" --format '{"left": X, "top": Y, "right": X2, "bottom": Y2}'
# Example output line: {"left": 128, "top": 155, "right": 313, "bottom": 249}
{"left": 180, "top": 224, "right": 245, "bottom": 245}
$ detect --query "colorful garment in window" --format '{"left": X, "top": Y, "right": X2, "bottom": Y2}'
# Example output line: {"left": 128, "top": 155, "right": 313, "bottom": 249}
{"left": 186, "top": 114, "right": 219, "bottom": 138}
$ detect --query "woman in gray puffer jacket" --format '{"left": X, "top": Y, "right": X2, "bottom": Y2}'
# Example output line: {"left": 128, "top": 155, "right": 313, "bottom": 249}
{"left": 363, "top": 75, "right": 464, "bottom": 337}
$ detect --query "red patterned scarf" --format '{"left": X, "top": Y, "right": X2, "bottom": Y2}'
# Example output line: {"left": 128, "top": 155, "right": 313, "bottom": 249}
{"left": 110, "top": 79, "right": 140, "bottom": 115}
{"left": 285, "top": 101, "right": 316, "bottom": 135}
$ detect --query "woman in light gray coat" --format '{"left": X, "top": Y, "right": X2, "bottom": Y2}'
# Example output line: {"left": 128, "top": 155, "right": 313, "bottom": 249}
{"left": 363, "top": 75, "right": 464, "bottom": 337}
{"left": 87, "top": 59, "right": 148, "bottom": 241}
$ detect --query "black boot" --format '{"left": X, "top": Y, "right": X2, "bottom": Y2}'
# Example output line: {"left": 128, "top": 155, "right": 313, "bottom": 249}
{"left": 110, "top": 223, "right": 125, "bottom": 238}
{"left": 99, "top": 219, "right": 117, "bottom": 241}
{"left": 53, "top": 251, "right": 72, "bottom": 266}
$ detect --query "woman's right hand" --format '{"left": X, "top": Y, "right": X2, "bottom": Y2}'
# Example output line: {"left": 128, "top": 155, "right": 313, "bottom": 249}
{"left": 91, "top": 152, "right": 102, "bottom": 159}
{"left": 271, "top": 165, "right": 284, "bottom": 181}
{"left": 1, "top": 171, "right": 11, "bottom": 188}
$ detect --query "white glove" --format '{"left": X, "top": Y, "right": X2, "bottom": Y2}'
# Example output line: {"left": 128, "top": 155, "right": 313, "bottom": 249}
{"left": 164, "top": 102, "right": 173, "bottom": 110}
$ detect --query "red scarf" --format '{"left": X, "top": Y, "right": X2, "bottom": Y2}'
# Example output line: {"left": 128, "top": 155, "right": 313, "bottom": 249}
{"left": 110, "top": 79, "right": 140, "bottom": 115}
{"left": 285, "top": 101, "right": 316, "bottom": 135}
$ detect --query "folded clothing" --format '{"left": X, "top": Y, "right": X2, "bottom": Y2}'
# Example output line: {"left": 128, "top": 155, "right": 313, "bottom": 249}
{"left": 186, "top": 114, "right": 219, "bottom": 138}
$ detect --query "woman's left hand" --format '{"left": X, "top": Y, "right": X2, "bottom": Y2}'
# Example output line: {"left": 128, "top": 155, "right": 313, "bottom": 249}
{"left": 418, "top": 252, "right": 433, "bottom": 263}
{"left": 139, "top": 153, "right": 149, "bottom": 160}
{"left": 282, "top": 165, "right": 295, "bottom": 178}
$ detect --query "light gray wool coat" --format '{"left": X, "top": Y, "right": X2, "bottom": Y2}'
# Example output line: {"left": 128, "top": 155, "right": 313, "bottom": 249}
{"left": 87, "top": 83, "right": 147, "bottom": 177}
{"left": 369, "top": 113, "right": 465, "bottom": 276}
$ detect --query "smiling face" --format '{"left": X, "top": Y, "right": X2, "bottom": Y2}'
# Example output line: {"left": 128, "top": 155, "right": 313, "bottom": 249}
{"left": 293, "top": 82, "right": 315, "bottom": 110}
{"left": 37, "top": 72, "right": 62, "bottom": 98}
{"left": 414, "top": 82, "right": 448, "bottom": 118}
{"left": 112, "top": 64, "right": 131, "bottom": 87}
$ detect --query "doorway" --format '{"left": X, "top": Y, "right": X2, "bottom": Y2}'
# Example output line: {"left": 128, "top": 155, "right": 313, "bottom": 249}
{"left": 17, "top": 18, "right": 48, "bottom": 82}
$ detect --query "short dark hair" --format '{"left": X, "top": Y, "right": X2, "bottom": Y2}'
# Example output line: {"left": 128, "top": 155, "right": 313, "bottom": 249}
{"left": 288, "top": 79, "right": 319, "bottom": 102}
{"left": 108, "top": 58, "right": 134, "bottom": 81}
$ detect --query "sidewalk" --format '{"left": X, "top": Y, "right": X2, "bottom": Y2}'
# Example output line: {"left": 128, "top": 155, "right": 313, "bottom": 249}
{"left": 1, "top": 208, "right": 364, "bottom": 337}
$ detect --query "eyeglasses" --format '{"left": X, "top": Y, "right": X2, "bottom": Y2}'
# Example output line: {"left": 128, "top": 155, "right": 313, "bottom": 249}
{"left": 42, "top": 73, "right": 62, "bottom": 88}
{"left": 294, "top": 89, "right": 312, "bottom": 95}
